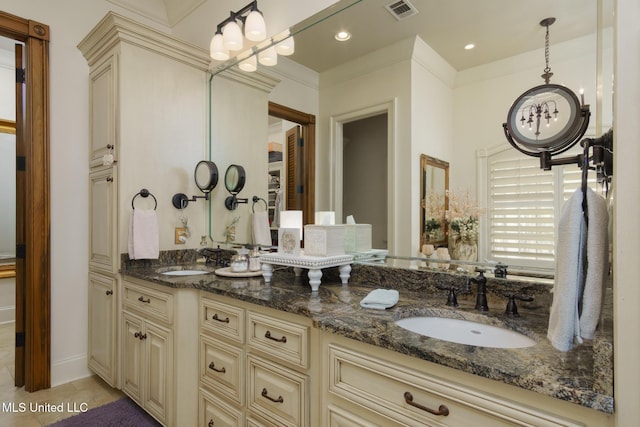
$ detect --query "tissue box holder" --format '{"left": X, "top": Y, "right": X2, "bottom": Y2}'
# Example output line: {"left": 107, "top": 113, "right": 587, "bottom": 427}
{"left": 344, "top": 224, "right": 372, "bottom": 252}
{"left": 304, "top": 225, "right": 345, "bottom": 257}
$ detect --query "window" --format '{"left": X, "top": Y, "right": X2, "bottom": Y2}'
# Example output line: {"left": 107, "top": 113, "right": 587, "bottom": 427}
{"left": 479, "top": 145, "right": 598, "bottom": 272}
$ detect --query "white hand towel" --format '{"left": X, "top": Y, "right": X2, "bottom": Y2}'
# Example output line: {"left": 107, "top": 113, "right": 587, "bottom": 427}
{"left": 547, "top": 188, "right": 609, "bottom": 351}
{"left": 128, "top": 210, "right": 159, "bottom": 260}
{"left": 360, "top": 289, "right": 399, "bottom": 310}
{"left": 252, "top": 210, "right": 272, "bottom": 247}
{"left": 579, "top": 188, "right": 609, "bottom": 339}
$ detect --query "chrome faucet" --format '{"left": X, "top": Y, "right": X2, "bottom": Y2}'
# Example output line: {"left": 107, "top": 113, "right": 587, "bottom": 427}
{"left": 467, "top": 269, "right": 488, "bottom": 312}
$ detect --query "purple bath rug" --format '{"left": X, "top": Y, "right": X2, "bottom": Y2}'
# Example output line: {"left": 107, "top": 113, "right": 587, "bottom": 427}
{"left": 47, "top": 397, "right": 161, "bottom": 427}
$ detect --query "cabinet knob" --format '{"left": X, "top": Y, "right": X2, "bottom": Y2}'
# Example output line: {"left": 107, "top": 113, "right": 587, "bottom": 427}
{"left": 134, "top": 332, "right": 140, "bottom": 339}
{"left": 139, "top": 333, "right": 147, "bottom": 340}
{"left": 105, "top": 290, "right": 113, "bottom": 296}
{"left": 106, "top": 144, "right": 114, "bottom": 149}
{"left": 106, "top": 176, "right": 113, "bottom": 182}
{"left": 403, "top": 391, "right": 449, "bottom": 416}
{"left": 208, "top": 419, "right": 214, "bottom": 427}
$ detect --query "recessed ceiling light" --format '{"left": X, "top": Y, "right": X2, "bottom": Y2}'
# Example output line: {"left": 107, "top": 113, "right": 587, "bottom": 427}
{"left": 335, "top": 30, "right": 352, "bottom": 42}
{"left": 464, "top": 43, "right": 475, "bottom": 50}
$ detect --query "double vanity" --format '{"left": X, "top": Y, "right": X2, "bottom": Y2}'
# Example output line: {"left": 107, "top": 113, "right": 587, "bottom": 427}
{"left": 114, "top": 252, "right": 613, "bottom": 427}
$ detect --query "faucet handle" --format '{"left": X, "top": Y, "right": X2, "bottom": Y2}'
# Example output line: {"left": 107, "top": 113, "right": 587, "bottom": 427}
{"left": 505, "top": 294, "right": 534, "bottom": 317}
{"left": 436, "top": 284, "right": 460, "bottom": 307}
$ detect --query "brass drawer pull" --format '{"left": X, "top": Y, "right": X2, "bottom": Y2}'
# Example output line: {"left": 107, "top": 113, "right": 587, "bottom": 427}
{"left": 137, "top": 295, "right": 150, "bottom": 303}
{"left": 261, "top": 388, "right": 284, "bottom": 403}
{"left": 208, "top": 361, "right": 226, "bottom": 373}
{"left": 212, "top": 313, "right": 229, "bottom": 323}
{"left": 404, "top": 392, "right": 449, "bottom": 416}
{"left": 265, "top": 330, "right": 287, "bottom": 343}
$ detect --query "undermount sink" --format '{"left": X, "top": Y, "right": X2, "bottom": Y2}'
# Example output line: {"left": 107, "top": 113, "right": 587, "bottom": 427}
{"left": 160, "top": 269, "right": 212, "bottom": 276}
{"left": 394, "top": 316, "right": 536, "bottom": 349}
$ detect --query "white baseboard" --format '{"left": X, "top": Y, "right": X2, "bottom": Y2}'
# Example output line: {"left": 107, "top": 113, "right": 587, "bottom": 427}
{"left": 0, "top": 306, "right": 15, "bottom": 324}
{"left": 51, "top": 353, "right": 92, "bottom": 387}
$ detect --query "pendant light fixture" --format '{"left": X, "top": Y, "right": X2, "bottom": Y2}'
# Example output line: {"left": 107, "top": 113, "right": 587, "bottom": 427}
{"left": 503, "top": 17, "right": 590, "bottom": 169}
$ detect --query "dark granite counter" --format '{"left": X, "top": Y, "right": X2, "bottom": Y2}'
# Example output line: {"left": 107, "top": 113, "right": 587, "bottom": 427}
{"left": 121, "top": 259, "right": 614, "bottom": 414}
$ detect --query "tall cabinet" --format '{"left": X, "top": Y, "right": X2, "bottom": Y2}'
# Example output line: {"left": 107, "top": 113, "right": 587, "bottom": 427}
{"left": 78, "top": 10, "right": 210, "bottom": 411}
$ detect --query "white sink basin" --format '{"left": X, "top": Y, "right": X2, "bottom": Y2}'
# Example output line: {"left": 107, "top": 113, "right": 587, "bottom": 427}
{"left": 394, "top": 316, "right": 536, "bottom": 349}
{"left": 160, "top": 269, "right": 211, "bottom": 276}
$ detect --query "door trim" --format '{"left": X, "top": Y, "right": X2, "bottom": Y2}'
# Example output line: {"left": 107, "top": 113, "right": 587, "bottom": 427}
{"left": 0, "top": 10, "right": 51, "bottom": 392}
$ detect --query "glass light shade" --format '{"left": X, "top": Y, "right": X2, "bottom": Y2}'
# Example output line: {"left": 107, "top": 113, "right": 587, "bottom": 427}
{"left": 258, "top": 46, "right": 278, "bottom": 66}
{"left": 238, "top": 55, "right": 257, "bottom": 72}
{"left": 209, "top": 34, "right": 229, "bottom": 61}
{"left": 275, "top": 36, "right": 295, "bottom": 56}
{"left": 223, "top": 21, "right": 243, "bottom": 51}
{"left": 244, "top": 10, "right": 266, "bottom": 41}
{"left": 280, "top": 210, "right": 303, "bottom": 240}
{"left": 315, "top": 211, "right": 335, "bottom": 225}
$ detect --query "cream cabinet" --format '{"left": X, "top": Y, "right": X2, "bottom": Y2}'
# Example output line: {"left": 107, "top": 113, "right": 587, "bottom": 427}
{"left": 198, "top": 292, "right": 319, "bottom": 427}
{"left": 88, "top": 271, "right": 117, "bottom": 385}
{"left": 79, "top": 12, "right": 209, "bottom": 392}
{"left": 321, "top": 333, "right": 612, "bottom": 427}
{"left": 122, "top": 278, "right": 199, "bottom": 427}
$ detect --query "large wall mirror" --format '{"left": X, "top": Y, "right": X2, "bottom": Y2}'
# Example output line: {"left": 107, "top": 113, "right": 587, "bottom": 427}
{"left": 420, "top": 154, "right": 449, "bottom": 248}
{"left": 206, "top": 0, "right": 612, "bottom": 268}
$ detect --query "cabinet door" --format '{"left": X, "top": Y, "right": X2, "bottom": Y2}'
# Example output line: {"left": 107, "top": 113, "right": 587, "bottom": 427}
{"left": 88, "top": 272, "right": 117, "bottom": 386}
{"left": 122, "top": 312, "right": 143, "bottom": 404}
{"left": 89, "top": 167, "right": 118, "bottom": 274}
{"left": 89, "top": 53, "right": 118, "bottom": 168}
{"left": 143, "top": 321, "right": 172, "bottom": 425}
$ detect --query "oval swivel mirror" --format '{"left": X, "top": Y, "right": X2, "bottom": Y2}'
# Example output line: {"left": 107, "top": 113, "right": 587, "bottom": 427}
{"left": 224, "top": 164, "right": 248, "bottom": 210}
{"left": 172, "top": 160, "right": 219, "bottom": 209}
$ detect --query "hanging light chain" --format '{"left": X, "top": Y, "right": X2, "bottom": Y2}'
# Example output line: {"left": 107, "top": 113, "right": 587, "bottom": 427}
{"left": 539, "top": 17, "right": 555, "bottom": 84}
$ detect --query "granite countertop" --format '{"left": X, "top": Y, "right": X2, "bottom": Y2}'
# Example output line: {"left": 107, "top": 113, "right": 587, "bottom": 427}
{"left": 121, "top": 261, "right": 614, "bottom": 414}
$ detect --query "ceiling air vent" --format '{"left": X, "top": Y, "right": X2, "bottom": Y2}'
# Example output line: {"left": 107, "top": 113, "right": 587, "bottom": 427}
{"left": 385, "top": 0, "right": 419, "bottom": 21}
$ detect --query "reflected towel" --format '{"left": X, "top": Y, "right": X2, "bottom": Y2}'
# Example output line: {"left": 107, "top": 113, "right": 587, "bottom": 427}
{"left": 547, "top": 188, "right": 608, "bottom": 351}
{"left": 252, "top": 210, "right": 272, "bottom": 247}
{"left": 128, "top": 210, "right": 159, "bottom": 260}
{"left": 360, "top": 289, "right": 399, "bottom": 310}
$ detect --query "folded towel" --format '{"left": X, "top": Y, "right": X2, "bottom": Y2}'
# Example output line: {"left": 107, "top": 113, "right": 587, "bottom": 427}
{"left": 547, "top": 188, "right": 608, "bottom": 351}
{"left": 360, "top": 289, "right": 399, "bottom": 310}
{"left": 128, "top": 210, "right": 159, "bottom": 260}
{"left": 252, "top": 211, "right": 272, "bottom": 247}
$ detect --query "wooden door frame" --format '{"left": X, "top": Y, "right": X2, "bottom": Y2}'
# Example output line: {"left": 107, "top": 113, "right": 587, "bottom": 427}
{"left": 0, "top": 11, "right": 51, "bottom": 392}
{"left": 268, "top": 102, "right": 315, "bottom": 226}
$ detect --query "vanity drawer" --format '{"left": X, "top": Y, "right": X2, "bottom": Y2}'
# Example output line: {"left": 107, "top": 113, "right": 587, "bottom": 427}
{"left": 200, "top": 296, "right": 245, "bottom": 344}
{"left": 122, "top": 281, "right": 173, "bottom": 323}
{"left": 328, "top": 344, "right": 583, "bottom": 427}
{"left": 247, "top": 354, "right": 308, "bottom": 427}
{"left": 199, "top": 387, "right": 243, "bottom": 427}
{"left": 200, "top": 334, "right": 244, "bottom": 406}
{"left": 247, "top": 311, "right": 309, "bottom": 369}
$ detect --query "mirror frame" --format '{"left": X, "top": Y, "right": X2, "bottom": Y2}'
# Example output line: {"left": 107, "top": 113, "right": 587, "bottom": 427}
{"left": 194, "top": 160, "right": 219, "bottom": 193}
{"left": 420, "top": 154, "right": 449, "bottom": 248}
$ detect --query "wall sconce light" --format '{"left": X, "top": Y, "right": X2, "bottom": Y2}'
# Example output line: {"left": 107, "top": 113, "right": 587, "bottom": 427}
{"left": 209, "top": 1, "right": 294, "bottom": 72}
{"left": 172, "top": 160, "right": 219, "bottom": 209}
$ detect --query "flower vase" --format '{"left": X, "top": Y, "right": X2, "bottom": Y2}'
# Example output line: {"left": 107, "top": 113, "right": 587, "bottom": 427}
{"left": 449, "top": 233, "right": 478, "bottom": 272}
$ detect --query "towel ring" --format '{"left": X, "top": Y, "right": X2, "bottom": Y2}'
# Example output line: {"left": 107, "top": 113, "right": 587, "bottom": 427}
{"left": 132, "top": 188, "right": 157, "bottom": 210}
{"left": 252, "top": 196, "right": 267, "bottom": 213}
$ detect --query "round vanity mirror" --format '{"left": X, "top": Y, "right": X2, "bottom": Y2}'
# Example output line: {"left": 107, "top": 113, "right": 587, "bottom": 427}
{"left": 224, "top": 164, "right": 246, "bottom": 194}
{"left": 194, "top": 160, "right": 219, "bottom": 193}
{"left": 504, "top": 84, "right": 590, "bottom": 157}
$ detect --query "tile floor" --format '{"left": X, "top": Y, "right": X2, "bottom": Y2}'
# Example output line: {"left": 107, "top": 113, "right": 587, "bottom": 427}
{"left": 0, "top": 322, "right": 123, "bottom": 426}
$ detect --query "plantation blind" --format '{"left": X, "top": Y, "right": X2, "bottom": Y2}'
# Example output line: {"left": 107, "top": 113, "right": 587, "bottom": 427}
{"left": 488, "top": 152, "right": 556, "bottom": 268}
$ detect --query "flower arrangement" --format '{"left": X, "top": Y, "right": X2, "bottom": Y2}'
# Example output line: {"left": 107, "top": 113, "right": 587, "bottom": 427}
{"left": 422, "top": 190, "right": 446, "bottom": 237}
{"left": 446, "top": 188, "right": 484, "bottom": 243}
